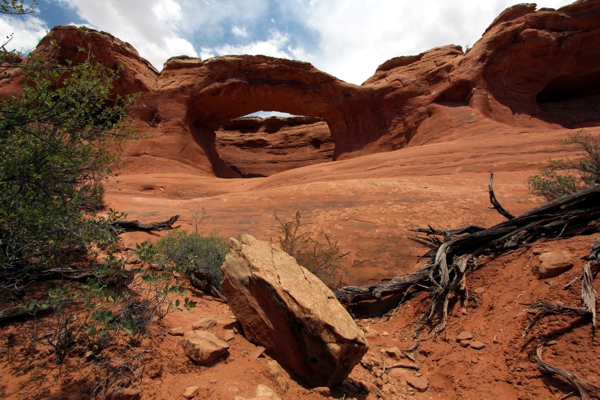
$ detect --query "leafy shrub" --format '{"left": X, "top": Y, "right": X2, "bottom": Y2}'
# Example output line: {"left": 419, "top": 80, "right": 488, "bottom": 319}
{"left": 0, "top": 31, "right": 137, "bottom": 288}
{"left": 135, "top": 229, "right": 229, "bottom": 292}
{"left": 273, "top": 210, "right": 349, "bottom": 289}
{"left": 527, "top": 131, "right": 600, "bottom": 200}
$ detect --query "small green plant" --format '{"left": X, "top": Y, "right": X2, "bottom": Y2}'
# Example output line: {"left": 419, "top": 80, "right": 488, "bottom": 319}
{"left": 135, "top": 229, "right": 229, "bottom": 293}
{"left": 527, "top": 131, "right": 600, "bottom": 200}
{"left": 273, "top": 210, "right": 350, "bottom": 289}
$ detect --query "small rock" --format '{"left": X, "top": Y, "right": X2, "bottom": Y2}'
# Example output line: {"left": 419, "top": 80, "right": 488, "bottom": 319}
{"left": 312, "top": 387, "right": 331, "bottom": 396}
{"left": 406, "top": 376, "right": 428, "bottom": 392}
{"left": 365, "top": 328, "right": 380, "bottom": 339}
{"left": 181, "top": 331, "right": 230, "bottom": 364}
{"left": 224, "top": 330, "right": 236, "bottom": 341}
{"left": 263, "top": 359, "right": 290, "bottom": 392}
{"left": 375, "top": 378, "right": 384, "bottom": 387}
{"left": 382, "top": 331, "right": 389, "bottom": 336}
{"left": 414, "top": 372, "right": 422, "bottom": 377}
{"left": 168, "top": 327, "right": 184, "bottom": 336}
{"left": 537, "top": 251, "right": 574, "bottom": 278}
{"left": 192, "top": 317, "right": 217, "bottom": 330}
{"left": 240, "top": 348, "right": 248, "bottom": 357}
{"left": 385, "top": 347, "right": 403, "bottom": 359}
{"left": 470, "top": 341, "right": 486, "bottom": 350}
{"left": 473, "top": 287, "right": 487, "bottom": 294}
{"left": 183, "top": 386, "right": 199, "bottom": 399}
{"left": 456, "top": 331, "right": 473, "bottom": 342}
{"left": 236, "top": 384, "right": 282, "bottom": 400}
{"left": 471, "top": 357, "right": 479, "bottom": 364}
{"left": 546, "top": 340, "right": 558, "bottom": 346}
{"left": 249, "top": 345, "right": 266, "bottom": 359}
{"left": 459, "top": 340, "right": 471, "bottom": 348}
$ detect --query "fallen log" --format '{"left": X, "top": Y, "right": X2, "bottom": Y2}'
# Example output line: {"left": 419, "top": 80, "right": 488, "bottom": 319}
{"left": 112, "top": 215, "right": 180, "bottom": 233}
{"left": 335, "top": 178, "right": 600, "bottom": 322}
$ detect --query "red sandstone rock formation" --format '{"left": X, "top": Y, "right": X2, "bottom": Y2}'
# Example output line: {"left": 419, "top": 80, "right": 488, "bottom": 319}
{"left": 216, "top": 116, "right": 333, "bottom": 177}
{"left": 1, "top": 1, "right": 599, "bottom": 178}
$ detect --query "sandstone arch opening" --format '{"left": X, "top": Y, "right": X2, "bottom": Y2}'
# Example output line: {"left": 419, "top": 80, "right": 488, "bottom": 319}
{"left": 214, "top": 113, "right": 335, "bottom": 178}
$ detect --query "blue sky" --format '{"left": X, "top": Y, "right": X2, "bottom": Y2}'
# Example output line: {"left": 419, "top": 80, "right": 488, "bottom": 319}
{"left": 1, "top": 0, "right": 574, "bottom": 86}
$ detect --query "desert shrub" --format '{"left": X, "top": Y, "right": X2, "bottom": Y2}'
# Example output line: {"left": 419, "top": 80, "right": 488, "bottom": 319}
{"left": 0, "top": 31, "right": 137, "bottom": 288}
{"left": 527, "top": 131, "right": 600, "bottom": 200}
{"left": 135, "top": 229, "right": 229, "bottom": 292}
{"left": 273, "top": 210, "right": 349, "bottom": 289}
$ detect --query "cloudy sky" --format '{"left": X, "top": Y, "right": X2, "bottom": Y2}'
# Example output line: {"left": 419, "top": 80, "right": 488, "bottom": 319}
{"left": 2, "top": 0, "right": 574, "bottom": 85}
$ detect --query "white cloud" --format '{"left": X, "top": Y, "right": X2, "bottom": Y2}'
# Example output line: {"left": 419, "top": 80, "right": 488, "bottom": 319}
{"left": 231, "top": 25, "right": 248, "bottom": 38}
{"left": 204, "top": 29, "right": 294, "bottom": 59}
{"left": 280, "top": 0, "right": 575, "bottom": 84}
{"left": 55, "top": 0, "right": 198, "bottom": 69}
{"left": 0, "top": 15, "right": 48, "bottom": 54}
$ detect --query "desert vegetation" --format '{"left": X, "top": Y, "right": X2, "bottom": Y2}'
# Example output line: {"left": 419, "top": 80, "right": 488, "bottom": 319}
{"left": 273, "top": 210, "right": 350, "bottom": 289}
{"left": 527, "top": 131, "right": 600, "bottom": 200}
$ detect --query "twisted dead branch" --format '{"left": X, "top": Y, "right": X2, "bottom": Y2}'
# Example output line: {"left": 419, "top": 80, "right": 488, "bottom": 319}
{"left": 335, "top": 176, "right": 600, "bottom": 327}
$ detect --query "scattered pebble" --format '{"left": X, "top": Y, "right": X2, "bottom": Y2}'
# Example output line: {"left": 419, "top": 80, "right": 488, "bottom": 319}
{"left": 182, "top": 386, "right": 199, "bottom": 399}
{"left": 456, "top": 331, "right": 473, "bottom": 342}
{"left": 470, "top": 341, "right": 486, "bottom": 350}
{"left": 406, "top": 376, "right": 429, "bottom": 392}
{"left": 168, "top": 327, "right": 184, "bottom": 336}
{"left": 473, "top": 287, "right": 487, "bottom": 294}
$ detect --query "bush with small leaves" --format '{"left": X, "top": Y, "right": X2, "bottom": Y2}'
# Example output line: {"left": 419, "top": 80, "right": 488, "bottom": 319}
{"left": 527, "top": 131, "right": 600, "bottom": 200}
{"left": 273, "top": 210, "right": 350, "bottom": 289}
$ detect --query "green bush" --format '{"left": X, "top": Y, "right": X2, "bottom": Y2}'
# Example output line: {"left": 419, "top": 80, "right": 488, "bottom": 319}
{"left": 0, "top": 30, "right": 137, "bottom": 287}
{"left": 274, "top": 210, "right": 349, "bottom": 289}
{"left": 527, "top": 131, "right": 600, "bottom": 200}
{"left": 136, "top": 229, "right": 229, "bottom": 291}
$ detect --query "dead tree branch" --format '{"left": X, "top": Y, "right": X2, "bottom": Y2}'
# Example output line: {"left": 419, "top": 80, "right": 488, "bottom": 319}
{"left": 489, "top": 172, "right": 515, "bottom": 220}
{"left": 335, "top": 184, "right": 600, "bottom": 325}
{"left": 112, "top": 215, "right": 180, "bottom": 233}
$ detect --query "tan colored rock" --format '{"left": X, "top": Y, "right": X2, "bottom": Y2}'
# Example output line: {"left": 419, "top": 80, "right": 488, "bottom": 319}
{"left": 182, "top": 386, "right": 199, "bottom": 399}
{"left": 221, "top": 235, "right": 368, "bottom": 387}
{"left": 263, "top": 359, "right": 290, "bottom": 392}
{"left": 456, "top": 331, "right": 473, "bottom": 342}
{"left": 192, "top": 317, "right": 217, "bottom": 330}
{"left": 406, "top": 376, "right": 429, "bottom": 392}
{"left": 537, "top": 251, "right": 574, "bottom": 278}
{"left": 312, "top": 386, "right": 331, "bottom": 396}
{"left": 181, "top": 331, "right": 229, "bottom": 365}
{"left": 234, "top": 384, "right": 282, "bottom": 400}
{"left": 168, "top": 327, "right": 184, "bottom": 336}
{"left": 470, "top": 341, "right": 486, "bottom": 350}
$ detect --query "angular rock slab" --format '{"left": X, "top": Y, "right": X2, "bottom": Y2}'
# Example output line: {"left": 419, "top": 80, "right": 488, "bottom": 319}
{"left": 181, "top": 331, "right": 229, "bottom": 365}
{"left": 221, "top": 234, "right": 368, "bottom": 387}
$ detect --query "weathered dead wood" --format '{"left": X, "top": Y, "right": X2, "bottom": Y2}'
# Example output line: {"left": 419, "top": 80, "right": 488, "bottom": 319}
{"left": 535, "top": 344, "right": 600, "bottom": 400}
{"left": 112, "top": 215, "right": 180, "bottom": 233}
{"left": 335, "top": 183, "right": 600, "bottom": 323}
{"left": 521, "top": 302, "right": 592, "bottom": 338}
{"left": 187, "top": 268, "right": 226, "bottom": 302}
{"left": 489, "top": 172, "right": 515, "bottom": 220}
{"left": 0, "top": 305, "right": 53, "bottom": 322}
{"left": 36, "top": 266, "right": 137, "bottom": 285}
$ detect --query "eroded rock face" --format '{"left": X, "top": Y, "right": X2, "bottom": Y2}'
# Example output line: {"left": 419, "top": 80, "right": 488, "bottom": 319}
{"left": 215, "top": 116, "right": 334, "bottom": 177}
{"left": 5, "top": 1, "right": 600, "bottom": 177}
{"left": 220, "top": 235, "right": 368, "bottom": 387}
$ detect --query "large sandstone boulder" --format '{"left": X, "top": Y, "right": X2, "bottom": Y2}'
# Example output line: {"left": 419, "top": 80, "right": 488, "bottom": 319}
{"left": 221, "top": 234, "right": 368, "bottom": 387}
